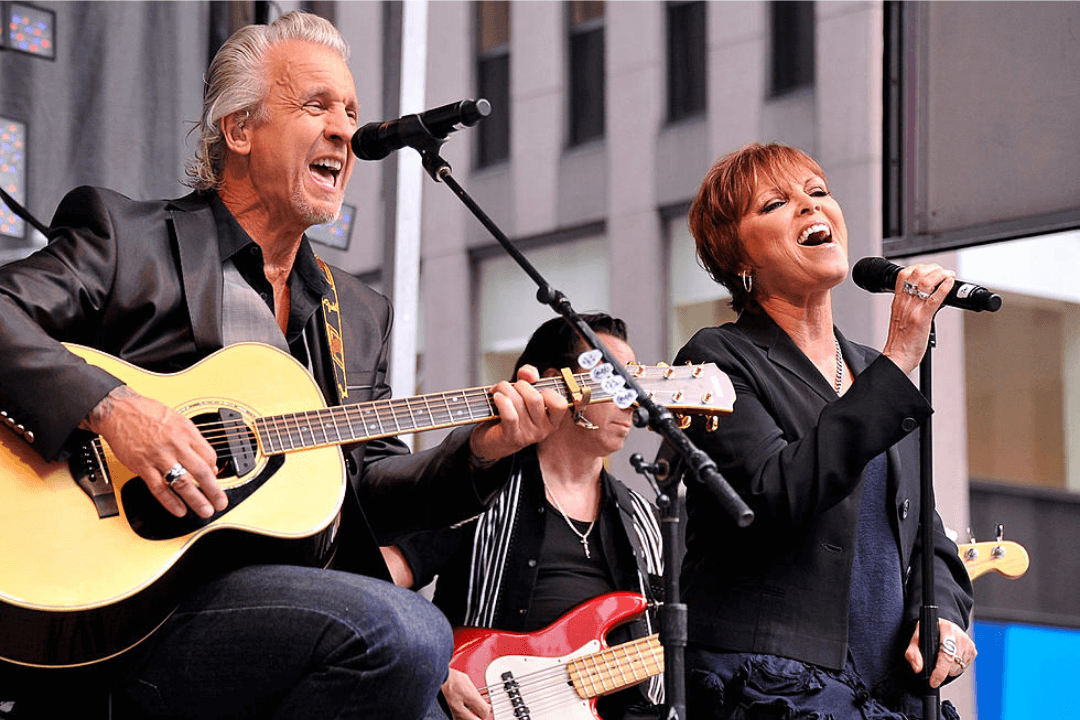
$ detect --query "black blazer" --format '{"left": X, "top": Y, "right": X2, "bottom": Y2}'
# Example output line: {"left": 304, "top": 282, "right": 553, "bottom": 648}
{"left": 0, "top": 186, "right": 511, "bottom": 579}
{"left": 673, "top": 310, "right": 973, "bottom": 672}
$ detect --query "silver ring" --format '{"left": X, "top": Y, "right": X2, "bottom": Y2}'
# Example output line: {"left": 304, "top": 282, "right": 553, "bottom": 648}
{"left": 165, "top": 462, "right": 188, "bottom": 488}
{"left": 916, "top": 289, "right": 932, "bottom": 300}
{"left": 941, "top": 637, "right": 958, "bottom": 656}
{"left": 903, "top": 281, "right": 919, "bottom": 296}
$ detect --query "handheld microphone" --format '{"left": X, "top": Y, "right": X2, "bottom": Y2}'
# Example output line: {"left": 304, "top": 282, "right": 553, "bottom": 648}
{"left": 351, "top": 98, "right": 491, "bottom": 161}
{"left": 852, "top": 256, "right": 1002, "bottom": 312}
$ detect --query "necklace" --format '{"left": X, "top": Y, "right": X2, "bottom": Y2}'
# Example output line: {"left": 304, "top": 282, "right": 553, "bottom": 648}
{"left": 833, "top": 336, "right": 844, "bottom": 394}
{"left": 544, "top": 483, "right": 596, "bottom": 559}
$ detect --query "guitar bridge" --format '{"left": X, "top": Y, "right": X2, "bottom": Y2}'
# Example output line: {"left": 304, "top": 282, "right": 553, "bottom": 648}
{"left": 69, "top": 439, "right": 119, "bottom": 519}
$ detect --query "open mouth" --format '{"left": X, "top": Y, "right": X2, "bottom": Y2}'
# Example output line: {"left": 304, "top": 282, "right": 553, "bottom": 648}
{"left": 310, "top": 158, "right": 343, "bottom": 188}
{"left": 798, "top": 222, "right": 832, "bottom": 247}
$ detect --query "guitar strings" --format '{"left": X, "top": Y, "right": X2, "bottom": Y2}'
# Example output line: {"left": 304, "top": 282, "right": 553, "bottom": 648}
{"left": 88, "top": 371, "right": 652, "bottom": 462}
{"left": 474, "top": 638, "right": 662, "bottom": 717}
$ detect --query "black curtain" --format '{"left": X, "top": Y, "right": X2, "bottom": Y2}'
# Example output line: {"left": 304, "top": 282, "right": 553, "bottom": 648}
{"left": 0, "top": 1, "right": 209, "bottom": 255}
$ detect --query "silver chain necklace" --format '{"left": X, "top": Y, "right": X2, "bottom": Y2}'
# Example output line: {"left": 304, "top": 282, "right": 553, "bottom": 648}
{"left": 544, "top": 483, "right": 596, "bottom": 559}
{"left": 833, "top": 336, "right": 844, "bottom": 394}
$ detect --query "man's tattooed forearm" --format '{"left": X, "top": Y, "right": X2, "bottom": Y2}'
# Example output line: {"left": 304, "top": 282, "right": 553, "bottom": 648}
{"left": 79, "top": 385, "right": 137, "bottom": 432}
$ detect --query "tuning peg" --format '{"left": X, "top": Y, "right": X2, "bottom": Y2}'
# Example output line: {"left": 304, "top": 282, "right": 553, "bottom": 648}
{"left": 677, "top": 414, "right": 691, "bottom": 429}
{"left": 995, "top": 523, "right": 1005, "bottom": 541}
{"left": 707, "top": 417, "right": 719, "bottom": 432}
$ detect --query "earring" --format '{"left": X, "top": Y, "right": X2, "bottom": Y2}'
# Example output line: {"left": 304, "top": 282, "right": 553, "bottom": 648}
{"left": 741, "top": 271, "right": 753, "bottom": 294}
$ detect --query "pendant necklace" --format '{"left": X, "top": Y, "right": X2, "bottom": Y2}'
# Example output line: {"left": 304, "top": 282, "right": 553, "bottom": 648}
{"left": 544, "top": 482, "right": 596, "bottom": 559}
{"left": 833, "top": 336, "right": 844, "bottom": 394}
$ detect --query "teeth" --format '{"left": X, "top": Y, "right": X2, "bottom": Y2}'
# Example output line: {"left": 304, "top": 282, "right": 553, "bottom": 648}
{"left": 312, "top": 159, "right": 342, "bottom": 171}
{"left": 799, "top": 223, "right": 831, "bottom": 245}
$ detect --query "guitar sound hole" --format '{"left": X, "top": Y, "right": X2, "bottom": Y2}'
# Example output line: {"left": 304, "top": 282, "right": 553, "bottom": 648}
{"left": 195, "top": 408, "right": 258, "bottom": 479}
{"left": 122, "top": 407, "right": 275, "bottom": 540}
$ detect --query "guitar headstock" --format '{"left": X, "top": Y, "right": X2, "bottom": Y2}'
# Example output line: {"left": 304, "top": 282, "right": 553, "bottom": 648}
{"left": 624, "top": 362, "right": 734, "bottom": 420}
{"left": 957, "top": 539, "right": 1030, "bottom": 581}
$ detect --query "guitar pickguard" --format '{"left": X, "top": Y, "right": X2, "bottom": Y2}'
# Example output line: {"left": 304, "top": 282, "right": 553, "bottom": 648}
{"left": 484, "top": 641, "right": 600, "bottom": 720}
{"left": 121, "top": 404, "right": 279, "bottom": 540}
{"left": 122, "top": 455, "right": 284, "bottom": 540}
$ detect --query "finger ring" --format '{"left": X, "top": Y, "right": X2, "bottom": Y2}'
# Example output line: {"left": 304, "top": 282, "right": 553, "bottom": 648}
{"left": 916, "top": 289, "right": 932, "bottom": 299}
{"left": 941, "top": 637, "right": 958, "bottom": 656}
{"left": 903, "top": 281, "right": 918, "bottom": 296}
{"left": 165, "top": 463, "right": 188, "bottom": 488}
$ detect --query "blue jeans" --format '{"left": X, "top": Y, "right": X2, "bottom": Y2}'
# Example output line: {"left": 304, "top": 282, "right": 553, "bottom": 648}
{"left": 113, "top": 565, "right": 452, "bottom": 719}
{"left": 686, "top": 647, "right": 960, "bottom": 720}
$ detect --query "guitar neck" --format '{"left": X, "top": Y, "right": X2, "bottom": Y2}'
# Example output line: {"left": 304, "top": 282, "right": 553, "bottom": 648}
{"left": 256, "top": 375, "right": 576, "bottom": 454}
{"left": 566, "top": 633, "right": 664, "bottom": 700}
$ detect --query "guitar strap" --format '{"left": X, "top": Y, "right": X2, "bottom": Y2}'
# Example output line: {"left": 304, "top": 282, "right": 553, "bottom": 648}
{"left": 315, "top": 257, "right": 349, "bottom": 401}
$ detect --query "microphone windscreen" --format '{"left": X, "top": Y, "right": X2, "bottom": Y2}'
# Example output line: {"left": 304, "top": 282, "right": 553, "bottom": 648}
{"left": 852, "top": 256, "right": 901, "bottom": 294}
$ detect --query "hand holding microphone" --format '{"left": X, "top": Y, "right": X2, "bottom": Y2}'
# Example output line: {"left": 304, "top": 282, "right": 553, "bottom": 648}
{"left": 853, "top": 257, "right": 1002, "bottom": 375}
{"left": 852, "top": 257, "right": 1002, "bottom": 312}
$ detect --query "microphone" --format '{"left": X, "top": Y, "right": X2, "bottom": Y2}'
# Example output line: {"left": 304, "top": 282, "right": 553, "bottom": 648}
{"left": 352, "top": 98, "right": 491, "bottom": 161}
{"left": 852, "top": 256, "right": 1002, "bottom": 312}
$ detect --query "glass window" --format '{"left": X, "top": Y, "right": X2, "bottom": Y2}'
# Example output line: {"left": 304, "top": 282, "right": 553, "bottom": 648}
{"left": 568, "top": 1, "right": 605, "bottom": 146}
{"left": 667, "top": 216, "right": 736, "bottom": 357}
{"left": 666, "top": 1, "right": 706, "bottom": 122}
{"left": 476, "top": 1, "right": 510, "bottom": 167}
{"left": 769, "top": 1, "right": 815, "bottom": 97}
{"left": 959, "top": 231, "right": 1080, "bottom": 492}
{"left": 478, "top": 238, "right": 609, "bottom": 384}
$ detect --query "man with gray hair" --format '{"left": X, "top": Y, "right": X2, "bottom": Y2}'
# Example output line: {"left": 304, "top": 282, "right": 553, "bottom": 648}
{"left": 0, "top": 12, "right": 565, "bottom": 718}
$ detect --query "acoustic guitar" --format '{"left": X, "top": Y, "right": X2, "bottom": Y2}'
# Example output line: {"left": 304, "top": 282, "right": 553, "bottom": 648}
{"left": 0, "top": 343, "right": 733, "bottom": 668}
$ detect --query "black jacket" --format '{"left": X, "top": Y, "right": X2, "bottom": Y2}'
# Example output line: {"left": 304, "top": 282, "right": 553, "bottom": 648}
{"left": 0, "top": 186, "right": 513, "bottom": 580}
{"left": 674, "top": 309, "right": 973, "bottom": 672}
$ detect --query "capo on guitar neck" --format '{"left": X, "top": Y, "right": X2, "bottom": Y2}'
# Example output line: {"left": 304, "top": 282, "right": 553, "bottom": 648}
{"left": 561, "top": 367, "right": 598, "bottom": 430}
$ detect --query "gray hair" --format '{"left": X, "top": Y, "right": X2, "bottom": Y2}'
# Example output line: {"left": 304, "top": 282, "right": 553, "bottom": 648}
{"left": 185, "top": 11, "right": 351, "bottom": 190}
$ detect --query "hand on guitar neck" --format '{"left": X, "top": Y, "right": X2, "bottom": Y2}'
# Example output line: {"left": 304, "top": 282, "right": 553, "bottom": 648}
{"left": 468, "top": 363, "right": 567, "bottom": 463}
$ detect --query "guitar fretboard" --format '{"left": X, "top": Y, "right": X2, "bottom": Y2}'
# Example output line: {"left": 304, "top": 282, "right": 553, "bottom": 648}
{"left": 255, "top": 387, "right": 498, "bottom": 454}
{"left": 254, "top": 375, "right": 595, "bottom": 455}
{"left": 567, "top": 633, "right": 664, "bottom": 699}
{"left": 249, "top": 361, "right": 726, "bottom": 456}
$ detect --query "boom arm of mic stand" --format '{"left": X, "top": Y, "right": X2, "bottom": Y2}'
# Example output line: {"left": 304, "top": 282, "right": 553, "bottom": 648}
{"left": 415, "top": 144, "right": 754, "bottom": 528}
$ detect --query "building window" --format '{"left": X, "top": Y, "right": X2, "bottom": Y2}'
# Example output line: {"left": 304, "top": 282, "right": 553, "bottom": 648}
{"left": 769, "top": 1, "right": 815, "bottom": 96}
{"left": 477, "top": 237, "right": 609, "bottom": 384}
{"left": 476, "top": 1, "right": 510, "bottom": 167}
{"left": 567, "top": 1, "right": 605, "bottom": 146}
{"left": 666, "top": 1, "right": 706, "bottom": 122}
{"left": 667, "top": 214, "right": 735, "bottom": 357}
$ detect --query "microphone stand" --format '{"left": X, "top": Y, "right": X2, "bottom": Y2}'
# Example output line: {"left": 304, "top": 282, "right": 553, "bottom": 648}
{"left": 404, "top": 136, "right": 754, "bottom": 720}
{"left": 918, "top": 320, "right": 940, "bottom": 720}
{"left": 630, "top": 448, "right": 687, "bottom": 720}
